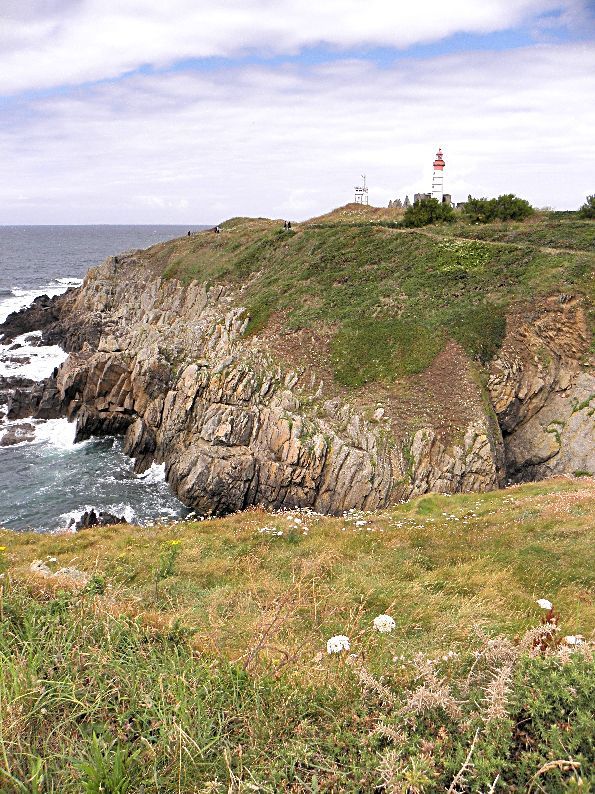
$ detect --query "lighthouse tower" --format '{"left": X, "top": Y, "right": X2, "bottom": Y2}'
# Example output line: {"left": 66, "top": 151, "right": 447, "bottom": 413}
{"left": 431, "top": 147, "right": 445, "bottom": 202}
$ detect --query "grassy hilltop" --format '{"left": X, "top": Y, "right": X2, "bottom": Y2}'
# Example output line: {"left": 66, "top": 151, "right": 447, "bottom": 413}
{"left": 1, "top": 478, "right": 594, "bottom": 792}
{"left": 152, "top": 204, "right": 594, "bottom": 389}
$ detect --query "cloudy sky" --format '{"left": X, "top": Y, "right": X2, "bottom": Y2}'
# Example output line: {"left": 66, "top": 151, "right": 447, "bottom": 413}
{"left": 1, "top": 1, "right": 594, "bottom": 223}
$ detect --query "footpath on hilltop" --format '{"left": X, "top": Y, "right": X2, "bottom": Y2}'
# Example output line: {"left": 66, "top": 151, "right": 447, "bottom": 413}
{"left": 0, "top": 203, "right": 593, "bottom": 517}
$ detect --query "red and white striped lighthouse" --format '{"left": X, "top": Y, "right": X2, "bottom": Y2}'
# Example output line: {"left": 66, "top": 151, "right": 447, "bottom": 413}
{"left": 431, "top": 147, "right": 445, "bottom": 202}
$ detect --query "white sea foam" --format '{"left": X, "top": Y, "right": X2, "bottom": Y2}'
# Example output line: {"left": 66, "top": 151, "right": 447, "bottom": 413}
{"left": 34, "top": 417, "right": 77, "bottom": 450}
{"left": 0, "top": 331, "right": 68, "bottom": 380}
{"left": 0, "top": 417, "right": 77, "bottom": 451}
{"left": 55, "top": 277, "right": 84, "bottom": 286}
{"left": 56, "top": 503, "right": 136, "bottom": 532}
{"left": 0, "top": 278, "right": 83, "bottom": 326}
{"left": 135, "top": 461, "right": 166, "bottom": 484}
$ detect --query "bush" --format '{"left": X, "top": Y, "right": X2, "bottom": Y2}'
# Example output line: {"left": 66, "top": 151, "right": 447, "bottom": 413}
{"left": 577, "top": 194, "right": 595, "bottom": 219}
{"left": 403, "top": 197, "right": 454, "bottom": 227}
{"left": 464, "top": 193, "right": 534, "bottom": 223}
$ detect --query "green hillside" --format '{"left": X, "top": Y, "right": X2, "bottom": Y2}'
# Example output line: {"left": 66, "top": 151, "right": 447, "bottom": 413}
{"left": 145, "top": 206, "right": 594, "bottom": 387}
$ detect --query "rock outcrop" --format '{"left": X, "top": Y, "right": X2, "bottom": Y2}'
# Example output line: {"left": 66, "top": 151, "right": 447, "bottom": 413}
{"left": 1, "top": 249, "right": 592, "bottom": 516}
{"left": 488, "top": 295, "right": 594, "bottom": 481}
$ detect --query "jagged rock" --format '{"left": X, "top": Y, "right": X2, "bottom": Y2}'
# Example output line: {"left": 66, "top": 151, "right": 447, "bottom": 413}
{"left": 488, "top": 296, "right": 594, "bottom": 481}
{"left": 5, "top": 370, "right": 62, "bottom": 420}
{"left": 3, "top": 245, "right": 590, "bottom": 516}
{"left": 69, "top": 509, "right": 127, "bottom": 531}
{"left": 0, "top": 294, "right": 65, "bottom": 342}
{"left": 30, "top": 560, "right": 52, "bottom": 577}
{"left": 0, "top": 422, "right": 35, "bottom": 446}
{"left": 29, "top": 558, "right": 91, "bottom": 587}
{"left": 53, "top": 567, "right": 91, "bottom": 586}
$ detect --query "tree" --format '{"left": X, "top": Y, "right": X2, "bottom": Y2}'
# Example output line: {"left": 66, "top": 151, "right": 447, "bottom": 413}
{"left": 403, "top": 197, "right": 454, "bottom": 227}
{"left": 578, "top": 194, "right": 595, "bottom": 219}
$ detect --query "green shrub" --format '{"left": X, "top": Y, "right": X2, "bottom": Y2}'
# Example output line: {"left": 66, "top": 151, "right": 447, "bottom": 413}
{"left": 446, "top": 302, "right": 507, "bottom": 362}
{"left": 464, "top": 193, "right": 534, "bottom": 223}
{"left": 577, "top": 194, "right": 595, "bottom": 220}
{"left": 403, "top": 197, "right": 454, "bottom": 227}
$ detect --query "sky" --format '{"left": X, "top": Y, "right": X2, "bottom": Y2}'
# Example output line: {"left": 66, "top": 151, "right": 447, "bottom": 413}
{"left": 1, "top": 1, "right": 594, "bottom": 224}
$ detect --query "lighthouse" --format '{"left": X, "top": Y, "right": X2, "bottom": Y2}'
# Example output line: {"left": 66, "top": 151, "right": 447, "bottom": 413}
{"left": 431, "top": 147, "right": 445, "bottom": 202}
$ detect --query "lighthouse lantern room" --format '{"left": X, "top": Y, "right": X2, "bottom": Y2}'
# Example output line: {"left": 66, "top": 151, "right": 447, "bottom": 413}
{"left": 431, "top": 147, "right": 445, "bottom": 202}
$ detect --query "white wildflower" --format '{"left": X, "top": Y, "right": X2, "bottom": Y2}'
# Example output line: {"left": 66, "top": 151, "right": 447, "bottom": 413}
{"left": 563, "top": 635, "right": 584, "bottom": 646}
{"left": 537, "top": 598, "right": 553, "bottom": 610}
{"left": 326, "top": 635, "right": 351, "bottom": 654}
{"left": 373, "top": 614, "right": 396, "bottom": 634}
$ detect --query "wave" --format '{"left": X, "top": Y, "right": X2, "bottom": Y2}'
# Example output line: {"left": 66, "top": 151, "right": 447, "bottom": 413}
{"left": 57, "top": 503, "right": 137, "bottom": 532}
{"left": 0, "top": 417, "right": 77, "bottom": 451}
{"left": 0, "top": 278, "right": 83, "bottom": 325}
{"left": 135, "top": 461, "right": 166, "bottom": 484}
{"left": 0, "top": 331, "right": 68, "bottom": 381}
{"left": 55, "top": 277, "right": 84, "bottom": 286}
{"left": 34, "top": 417, "right": 78, "bottom": 450}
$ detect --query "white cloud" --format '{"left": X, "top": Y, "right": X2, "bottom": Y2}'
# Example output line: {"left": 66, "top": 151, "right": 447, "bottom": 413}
{"left": 0, "top": 0, "right": 587, "bottom": 94}
{"left": 0, "top": 43, "right": 593, "bottom": 222}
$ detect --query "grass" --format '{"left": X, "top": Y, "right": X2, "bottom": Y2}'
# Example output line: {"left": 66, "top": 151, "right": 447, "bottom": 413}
{"left": 150, "top": 208, "right": 593, "bottom": 387}
{"left": 1, "top": 479, "right": 594, "bottom": 791}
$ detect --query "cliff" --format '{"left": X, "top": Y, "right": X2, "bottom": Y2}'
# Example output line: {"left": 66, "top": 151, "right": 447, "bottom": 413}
{"left": 1, "top": 207, "right": 593, "bottom": 514}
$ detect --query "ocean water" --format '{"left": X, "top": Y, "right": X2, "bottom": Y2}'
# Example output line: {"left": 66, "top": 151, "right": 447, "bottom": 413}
{"left": 0, "top": 225, "right": 205, "bottom": 532}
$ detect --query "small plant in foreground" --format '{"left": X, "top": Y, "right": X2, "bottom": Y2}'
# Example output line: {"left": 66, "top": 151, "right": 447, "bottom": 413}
{"left": 154, "top": 539, "right": 181, "bottom": 596}
{"left": 74, "top": 734, "right": 139, "bottom": 794}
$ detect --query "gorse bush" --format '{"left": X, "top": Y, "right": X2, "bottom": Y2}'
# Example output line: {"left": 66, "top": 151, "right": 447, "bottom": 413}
{"left": 464, "top": 194, "right": 534, "bottom": 223}
{"left": 577, "top": 194, "right": 595, "bottom": 220}
{"left": 403, "top": 197, "right": 455, "bottom": 227}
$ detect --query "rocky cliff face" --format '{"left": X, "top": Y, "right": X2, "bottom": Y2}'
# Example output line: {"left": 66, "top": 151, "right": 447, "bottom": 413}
{"left": 488, "top": 295, "right": 594, "bottom": 481}
{"left": 1, "top": 252, "right": 592, "bottom": 516}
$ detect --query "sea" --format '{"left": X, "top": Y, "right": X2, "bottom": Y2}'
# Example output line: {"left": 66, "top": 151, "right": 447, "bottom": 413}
{"left": 0, "top": 225, "right": 207, "bottom": 532}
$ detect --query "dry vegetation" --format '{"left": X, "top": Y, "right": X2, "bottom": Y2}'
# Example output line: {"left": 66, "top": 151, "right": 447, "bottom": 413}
{"left": 1, "top": 478, "right": 594, "bottom": 791}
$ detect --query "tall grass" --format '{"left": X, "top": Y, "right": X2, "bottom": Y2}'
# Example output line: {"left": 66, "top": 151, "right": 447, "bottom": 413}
{"left": 0, "top": 481, "right": 594, "bottom": 791}
{"left": 0, "top": 581, "right": 593, "bottom": 792}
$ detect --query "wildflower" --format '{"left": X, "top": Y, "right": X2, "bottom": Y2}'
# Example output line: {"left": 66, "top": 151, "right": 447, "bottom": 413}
{"left": 373, "top": 614, "right": 396, "bottom": 634}
{"left": 326, "top": 635, "right": 351, "bottom": 654}
{"left": 0, "top": 546, "right": 6, "bottom": 552}
{"left": 47, "top": 556, "right": 57, "bottom": 563}
{"left": 563, "top": 635, "right": 584, "bottom": 646}
{"left": 537, "top": 598, "right": 553, "bottom": 610}
{"left": 169, "top": 540, "right": 181, "bottom": 546}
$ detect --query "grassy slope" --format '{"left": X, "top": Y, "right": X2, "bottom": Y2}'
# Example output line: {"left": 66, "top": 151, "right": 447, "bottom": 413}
{"left": 1, "top": 480, "right": 594, "bottom": 791}
{"left": 153, "top": 208, "right": 593, "bottom": 387}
